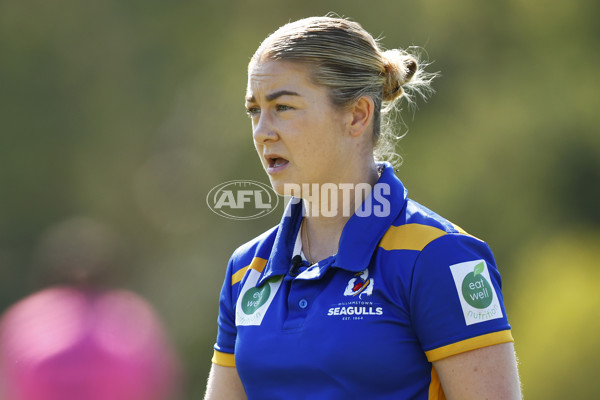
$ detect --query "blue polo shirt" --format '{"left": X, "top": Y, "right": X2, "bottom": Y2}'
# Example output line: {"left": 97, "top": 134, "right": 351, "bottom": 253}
{"left": 212, "top": 163, "right": 513, "bottom": 399}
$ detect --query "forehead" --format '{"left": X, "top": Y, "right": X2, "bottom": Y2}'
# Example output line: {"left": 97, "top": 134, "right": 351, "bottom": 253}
{"left": 246, "top": 61, "right": 320, "bottom": 101}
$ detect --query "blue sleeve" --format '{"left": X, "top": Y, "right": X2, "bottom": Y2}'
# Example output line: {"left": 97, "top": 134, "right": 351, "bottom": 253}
{"left": 409, "top": 234, "right": 513, "bottom": 362}
{"left": 213, "top": 256, "right": 237, "bottom": 358}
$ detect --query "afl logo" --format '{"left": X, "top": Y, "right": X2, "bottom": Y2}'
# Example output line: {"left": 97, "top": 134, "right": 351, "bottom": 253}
{"left": 206, "top": 180, "right": 279, "bottom": 220}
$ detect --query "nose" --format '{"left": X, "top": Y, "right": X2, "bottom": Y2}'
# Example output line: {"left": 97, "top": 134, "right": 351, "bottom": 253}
{"left": 252, "top": 112, "right": 278, "bottom": 144}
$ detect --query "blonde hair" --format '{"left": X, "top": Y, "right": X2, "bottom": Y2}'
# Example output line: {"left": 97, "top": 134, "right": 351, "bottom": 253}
{"left": 250, "top": 16, "right": 436, "bottom": 165}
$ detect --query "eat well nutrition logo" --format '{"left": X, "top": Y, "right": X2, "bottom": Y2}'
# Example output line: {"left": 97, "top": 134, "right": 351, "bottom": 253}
{"left": 461, "top": 262, "right": 493, "bottom": 308}
{"left": 450, "top": 260, "right": 503, "bottom": 326}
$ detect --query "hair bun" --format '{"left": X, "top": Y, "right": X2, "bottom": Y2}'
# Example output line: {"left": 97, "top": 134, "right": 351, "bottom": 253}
{"left": 382, "top": 50, "right": 418, "bottom": 101}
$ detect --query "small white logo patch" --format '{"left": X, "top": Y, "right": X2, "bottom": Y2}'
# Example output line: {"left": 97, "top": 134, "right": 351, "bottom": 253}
{"left": 235, "top": 269, "right": 281, "bottom": 326}
{"left": 449, "top": 260, "right": 503, "bottom": 326}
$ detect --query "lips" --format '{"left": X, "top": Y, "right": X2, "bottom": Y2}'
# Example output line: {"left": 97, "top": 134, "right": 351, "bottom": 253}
{"left": 264, "top": 154, "right": 289, "bottom": 173}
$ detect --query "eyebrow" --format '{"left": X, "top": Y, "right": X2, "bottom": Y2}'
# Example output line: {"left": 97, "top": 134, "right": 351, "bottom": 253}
{"left": 246, "top": 90, "right": 301, "bottom": 103}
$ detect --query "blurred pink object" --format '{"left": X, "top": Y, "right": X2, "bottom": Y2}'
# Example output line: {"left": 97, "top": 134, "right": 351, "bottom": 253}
{"left": 0, "top": 287, "right": 180, "bottom": 400}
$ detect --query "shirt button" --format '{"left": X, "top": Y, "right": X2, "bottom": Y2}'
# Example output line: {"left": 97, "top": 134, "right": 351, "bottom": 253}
{"left": 298, "top": 299, "right": 308, "bottom": 309}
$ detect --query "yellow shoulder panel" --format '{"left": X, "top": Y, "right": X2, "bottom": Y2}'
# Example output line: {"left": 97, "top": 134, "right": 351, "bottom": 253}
{"left": 231, "top": 257, "right": 268, "bottom": 286}
{"left": 378, "top": 224, "right": 448, "bottom": 251}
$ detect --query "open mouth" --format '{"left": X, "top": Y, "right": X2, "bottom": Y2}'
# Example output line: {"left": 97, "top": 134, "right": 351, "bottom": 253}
{"left": 267, "top": 156, "right": 289, "bottom": 169}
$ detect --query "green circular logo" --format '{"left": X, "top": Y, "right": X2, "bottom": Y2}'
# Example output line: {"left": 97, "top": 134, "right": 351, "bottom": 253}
{"left": 461, "top": 265, "right": 493, "bottom": 309}
{"left": 241, "top": 284, "right": 271, "bottom": 315}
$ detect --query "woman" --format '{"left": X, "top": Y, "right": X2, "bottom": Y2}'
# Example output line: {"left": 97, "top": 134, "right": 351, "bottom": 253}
{"left": 206, "top": 16, "right": 521, "bottom": 399}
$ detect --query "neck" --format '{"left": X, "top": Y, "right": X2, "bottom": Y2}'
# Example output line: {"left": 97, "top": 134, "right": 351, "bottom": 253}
{"left": 301, "top": 161, "right": 380, "bottom": 263}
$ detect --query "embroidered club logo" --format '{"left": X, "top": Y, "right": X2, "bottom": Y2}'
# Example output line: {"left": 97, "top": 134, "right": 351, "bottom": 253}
{"left": 343, "top": 269, "right": 374, "bottom": 299}
{"left": 449, "top": 260, "right": 503, "bottom": 326}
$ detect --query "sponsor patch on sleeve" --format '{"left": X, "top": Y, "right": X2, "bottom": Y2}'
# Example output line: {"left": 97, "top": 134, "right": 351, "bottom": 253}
{"left": 449, "top": 260, "right": 503, "bottom": 326}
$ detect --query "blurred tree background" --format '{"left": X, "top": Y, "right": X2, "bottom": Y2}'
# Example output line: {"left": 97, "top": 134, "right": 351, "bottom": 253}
{"left": 0, "top": 0, "right": 598, "bottom": 398}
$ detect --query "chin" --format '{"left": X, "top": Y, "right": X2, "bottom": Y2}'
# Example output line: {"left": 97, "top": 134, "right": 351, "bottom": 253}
{"left": 269, "top": 179, "right": 286, "bottom": 196}
{"left": 267, "top": 177, "right": 302, "bottom": 198}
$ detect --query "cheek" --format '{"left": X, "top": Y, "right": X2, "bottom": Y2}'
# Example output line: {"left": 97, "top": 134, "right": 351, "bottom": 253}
{"left": 253, "top": 143, "right": 266, "bottom": 164}
{"left": 303, "top": 120, "right": 343, "bottom": 153}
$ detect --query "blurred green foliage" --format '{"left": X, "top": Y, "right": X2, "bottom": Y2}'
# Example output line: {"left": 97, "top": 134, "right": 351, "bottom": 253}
{"left": 0, "top": 0, "right": 598, "bottom": 398}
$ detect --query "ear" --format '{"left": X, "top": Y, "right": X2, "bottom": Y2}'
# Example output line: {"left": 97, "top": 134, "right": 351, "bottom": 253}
{"left": 348, "top": 96, "right": 375, "bottom": 138}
